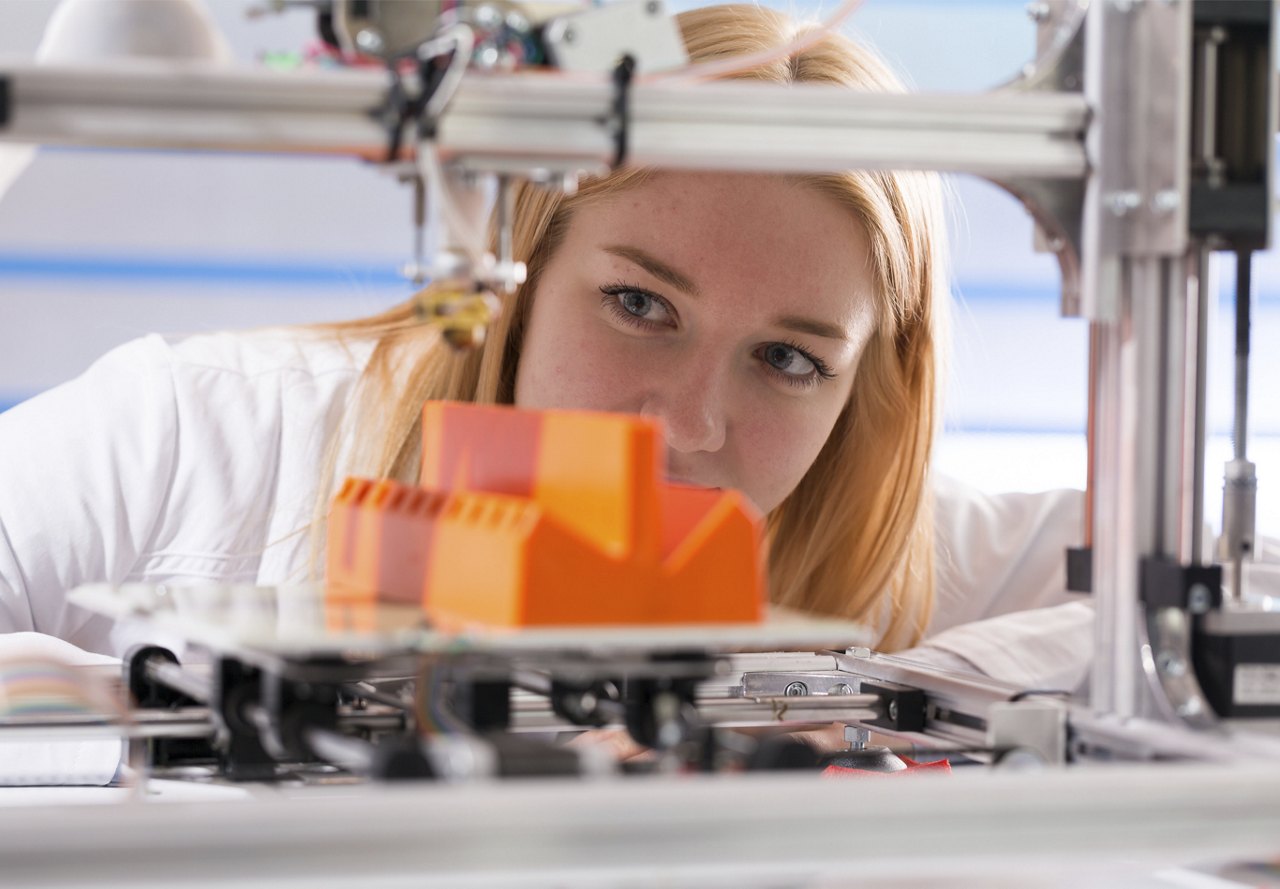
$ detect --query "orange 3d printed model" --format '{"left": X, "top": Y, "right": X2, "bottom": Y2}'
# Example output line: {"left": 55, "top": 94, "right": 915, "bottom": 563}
{"left": 326, "top": 401, "right": 765, "bottom": 628}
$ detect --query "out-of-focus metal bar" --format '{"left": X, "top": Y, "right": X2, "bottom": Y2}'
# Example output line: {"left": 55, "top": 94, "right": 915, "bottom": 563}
{"left": 0, "top": 708, "right": 213, "bottom": 741}
{"left": 1084, "top": 321, "right": 1101, "bottom": 548}
{"left": 1082, "top": 0, "right": 1194, "bottom": 721}
{"left": 145, "top": 658, "right": 212, "bottom": 704}
{"left": 0, "top": 60, "right": 391, "bottom": 155}
{"left": 441, "top": 76, "right": 1088, "bottom": 179}
{"left": 303, "top": 727, "right": 377, "bottom": 773}
{"left": 1184, "top": 248, "right": 1213, "bottom": 564}
{"left": 0, "top": 61, "right": 1089, "bottom": 180}
{"left": 695, "top": 694, "right": 880, "bottom": 727}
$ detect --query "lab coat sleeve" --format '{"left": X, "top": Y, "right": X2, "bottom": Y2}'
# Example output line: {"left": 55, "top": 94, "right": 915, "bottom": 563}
{"left": 0, "top": 337, "right": 176, "bottom": 785}
{"left": 0, "top": 335, "right": 177, "bottom": 648}
{"left": 896, "top": 474, "right": 1094, "bottom": 691}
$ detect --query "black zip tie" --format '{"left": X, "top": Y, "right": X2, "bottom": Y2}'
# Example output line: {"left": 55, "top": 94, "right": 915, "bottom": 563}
{"left": 610, "top": 54, "right": 637, "bottom": 169}
{"left": 380, "top": 52, "right": 450, "bottom": 163}
{"left": 380, "top": 64, "right": 410, "bottom": 163}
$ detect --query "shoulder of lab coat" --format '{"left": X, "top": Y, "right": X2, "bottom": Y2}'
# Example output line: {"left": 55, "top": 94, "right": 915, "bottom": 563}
{"left": 0, "top": 329, "right": 369, "bottom": 657}
{"left": 901, "top": 473, "right": 1094, "bottom": 691}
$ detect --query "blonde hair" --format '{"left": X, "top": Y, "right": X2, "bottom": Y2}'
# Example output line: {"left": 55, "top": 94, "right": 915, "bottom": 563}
{"left": 316, "top": 4, "right": 948, "bottom": 651}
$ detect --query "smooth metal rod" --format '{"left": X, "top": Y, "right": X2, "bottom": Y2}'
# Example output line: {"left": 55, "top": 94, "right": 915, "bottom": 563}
{"left": 145, "top": 659, "right": 213, "bottom": 704}
{"left": 1187, "top": 249, "right": 1212, "bottom": 564}
{"left": 0, "top": 707, "right": 213, "bottom": 741}
{"left": 304, "top": 727, "right": 377, "bottom": 773}
{"left": 1234, "top": 250, "right": 1252, "bottom": 460}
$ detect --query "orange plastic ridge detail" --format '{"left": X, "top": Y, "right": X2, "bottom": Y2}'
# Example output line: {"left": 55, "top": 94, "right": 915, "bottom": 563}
{"left": 326, "top": 401, "right": 765, "bottom": 627}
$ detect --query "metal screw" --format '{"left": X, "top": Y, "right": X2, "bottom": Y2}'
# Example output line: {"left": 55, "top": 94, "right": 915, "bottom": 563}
{"left": 1156, "top": 650, "right": 1187, "bottom": 678}
{"left": 827, "top": 683, "right": 852, "bottom": 696}
{"left": 561, "top": 26, "right": 576, "bottom": 44}
{"left": 1026, "top": 2, "right": 1050, "bottom": 23}
{"left": 645, "top": 0, "right": 661, "bottom": 14}
{"left": 1187, "top": 583, "right": 1212, "bottom": 614}
{"left": 1104, "top": 190, "right": 1142, "bottom": 216}
{"left": 355, "top": 28, "right": 384, "bottom": 54}
{"left": 784, "top": 681, "right": 809, "bottom": 697}
{"left": 887, "top": 701, "right": 899, "bottom": 722}
{"left": 843, "top": 725, "right": 869, "bottom": 750}
{"left": 1150, "top": 189, "right": 1181, "bottom": 214}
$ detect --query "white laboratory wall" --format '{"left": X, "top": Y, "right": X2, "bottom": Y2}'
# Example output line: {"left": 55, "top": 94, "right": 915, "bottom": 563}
{"left": 0, "top": 0, "right": 1276, "bottom": 536}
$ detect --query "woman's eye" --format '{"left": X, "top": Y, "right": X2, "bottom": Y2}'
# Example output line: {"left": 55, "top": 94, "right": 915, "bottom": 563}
{"left": 762, "top": 343, "right": 816, "bottom": 377}
{"left": 756, "top": 342, "right": 836, "bottom": 389}
{"left": 600, "top": 286, "right": 675, "bottom": 329}
{"left": 621, "top": 291, "right": 656, "bottom": 317}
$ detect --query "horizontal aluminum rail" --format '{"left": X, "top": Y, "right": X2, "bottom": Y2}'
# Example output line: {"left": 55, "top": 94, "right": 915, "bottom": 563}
{"left": 0, "top": 60, "right": 1088, "bottom": 179}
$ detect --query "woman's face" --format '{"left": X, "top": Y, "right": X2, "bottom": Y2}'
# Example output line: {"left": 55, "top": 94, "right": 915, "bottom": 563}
{"left": 514, "top": 172, "right": 877, "bottom": 515}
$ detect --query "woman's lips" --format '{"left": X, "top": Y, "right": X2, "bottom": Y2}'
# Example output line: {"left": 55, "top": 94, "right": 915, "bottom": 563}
{"left": 666, "top": 476, "right": 722, "bottom": 490}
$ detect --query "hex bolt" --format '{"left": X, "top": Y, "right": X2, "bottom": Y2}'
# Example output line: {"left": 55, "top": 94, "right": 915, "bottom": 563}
{"left": 1105, "top": 191, "right": 1142, "bottom": 216}
{"left": 784, "top": 681, "right": 809, "bottom": 697}
{"left": 1187, "top": 583, "right": 1212, "bottom": 614}
{"left": 1178, "top": 697, "right": 1203, "bottom": 718}
{"left": 355, "top": 28, "right": 384, "bottom": 54}
{"left": 1150, "top": 189, "right": 1180, "bottom": 214}
{"left": 843, "top": 725, "right": 869, "bottom": 750}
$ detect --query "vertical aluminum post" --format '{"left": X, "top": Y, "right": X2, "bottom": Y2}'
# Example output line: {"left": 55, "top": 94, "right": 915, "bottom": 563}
{"left": 1081, "top": 0, "right": 1204, "bottom": 720}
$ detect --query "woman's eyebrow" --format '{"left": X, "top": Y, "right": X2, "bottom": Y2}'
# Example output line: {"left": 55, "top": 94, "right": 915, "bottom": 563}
{"left": 603, "top": 245, "right": 702, "bottom": 296}
{"left": 775, "top": 315, "right": 850, "bottom": 342}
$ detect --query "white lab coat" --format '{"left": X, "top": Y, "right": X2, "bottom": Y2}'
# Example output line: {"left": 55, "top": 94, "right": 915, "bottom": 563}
{"left": 0, "top": 330, "right": 1093, "bottom": 781}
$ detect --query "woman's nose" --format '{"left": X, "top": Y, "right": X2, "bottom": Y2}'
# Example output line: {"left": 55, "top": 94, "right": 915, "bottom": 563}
{"left": 640, "top": 377, "right": 728, "bottom": 455}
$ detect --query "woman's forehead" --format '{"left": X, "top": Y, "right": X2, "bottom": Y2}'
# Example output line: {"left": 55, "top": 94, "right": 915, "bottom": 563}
{"left": 566, "top": 171, "right": 875, "bottom": 313}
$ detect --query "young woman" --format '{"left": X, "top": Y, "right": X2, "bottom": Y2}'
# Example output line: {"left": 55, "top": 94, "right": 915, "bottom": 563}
{"left": 0, "top": 4, "right": 1091, "bottom": 693}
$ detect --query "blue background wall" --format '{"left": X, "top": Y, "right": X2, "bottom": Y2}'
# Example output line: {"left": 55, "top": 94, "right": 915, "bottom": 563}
{"left": 1, "top": 0, "right": 1276, "bottom": 535}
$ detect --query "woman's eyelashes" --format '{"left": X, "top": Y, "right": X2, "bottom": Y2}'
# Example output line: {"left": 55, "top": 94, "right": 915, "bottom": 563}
{"left": 600, "top": 283, "right": 677, "bottom": 330}
{"left": 598, "top": 281, "right": 836, "bottom": 390}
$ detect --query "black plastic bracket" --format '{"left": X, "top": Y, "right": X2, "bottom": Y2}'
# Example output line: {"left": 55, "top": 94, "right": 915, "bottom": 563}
{"left": 261, "top": 668, "right": 341, "bottom": 762}
{"left": 125, "top": 645, "right": 195, "bottom": 709}
{"left": 212, "top": 658, "right": 275, "bottom": 782}
{"left": 1140, "top": 557, "right": 1222, "bottom": 612}
{"left": 1066, "top": 546, "right": 1093, "bottom": 594}
{"left": 123, "top": 645, "right": 216, "bottom": 771}
{"left": 861, "top": 679, "right": 927, "bottom": 733}
{"left": 453, "top": 677, "right": 512, "bottom": 732}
